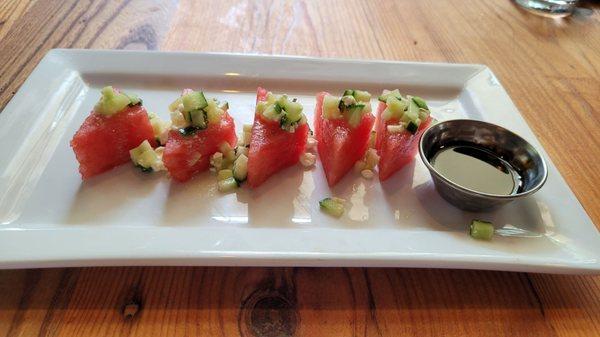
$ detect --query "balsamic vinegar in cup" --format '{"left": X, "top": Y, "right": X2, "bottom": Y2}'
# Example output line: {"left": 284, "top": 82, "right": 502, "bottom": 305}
{"left": 430, "top": 145, "right": 523, "bottom": 195}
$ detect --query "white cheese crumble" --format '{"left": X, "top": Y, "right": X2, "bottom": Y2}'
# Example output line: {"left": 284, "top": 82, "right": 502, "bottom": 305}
{"left": 210, "top": 152, "right": 223, "bottom": 171}
{"left": 361, "top": 169, "right": 374, "bottom": 179}
{"left": 300, "top": 152, "right": 316, "bottom": 167}
{"left": 306, "top": 136, "right": 317, "bottom": 150}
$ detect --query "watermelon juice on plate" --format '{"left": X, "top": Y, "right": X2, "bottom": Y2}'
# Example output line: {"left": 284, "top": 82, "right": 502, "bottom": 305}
{"left": 314, "top": 90, "right": 375, "bottom": 187}
{"left": 70, "top": 86, "right": 157, "bottom": 179}
{"left": 374, "top": 89, "right": 432, "bottom": 181}
{"left": 162, "top": 89, "right": 237, "bottom": 182}
{"left": 247, "top": 87, "right": 310, "bottom": 188}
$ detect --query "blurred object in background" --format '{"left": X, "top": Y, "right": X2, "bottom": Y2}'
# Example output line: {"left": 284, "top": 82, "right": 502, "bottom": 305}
{"left": 515, "top": 0, "right": 578, "bottom": 17}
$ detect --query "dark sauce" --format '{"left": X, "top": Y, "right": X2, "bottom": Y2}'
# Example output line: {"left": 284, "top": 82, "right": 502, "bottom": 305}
{"left": 431, "top": 145, "right": 522, "bottom": 195}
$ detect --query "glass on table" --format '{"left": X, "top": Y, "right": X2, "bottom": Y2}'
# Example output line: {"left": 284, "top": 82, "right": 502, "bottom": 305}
{"left": 514, "top": 0, "right": 579, "bottom": 17}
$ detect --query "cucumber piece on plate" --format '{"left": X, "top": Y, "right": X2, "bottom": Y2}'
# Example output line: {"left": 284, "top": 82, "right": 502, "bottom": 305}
{"left": 217, "top": 169, "right": 233, "bottom": 181}
{"left": 218, "top": 177, "right": 238, "bottom": 193}
{"left": 233, "top": 153, "right": 248, "bottom": 182}
{"left": 130, "top": 140, "right": 159, "bottom": 171}
{"left": 319, "top": 197, "right": 345, "bottom": 218}
{"left": 182, "top": 91, "right": 208, "bottom": 112}
{"left": 470, "top": 219, "right": 494, "bottom": 240}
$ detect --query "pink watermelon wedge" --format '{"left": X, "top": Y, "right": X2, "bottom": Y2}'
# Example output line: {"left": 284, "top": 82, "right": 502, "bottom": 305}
{"left": 314, "top": 91, "right": 375, "bottom": 187}
{"left": 70, "top": 104, "right": 157, "bottom": 179}
{"left": 375, "top": 101, "right": 432, "bottom": 181}
{"left": 163, "top": 113, "right": 237, "bottom": 183}
{"left": 247, "top": 87, "right": 309, "bottom": 188}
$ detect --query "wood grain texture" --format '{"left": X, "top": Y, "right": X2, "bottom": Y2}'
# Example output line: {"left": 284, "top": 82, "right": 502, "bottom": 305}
{"left": 0, "top": 1, "right": 599, "bottom": 336}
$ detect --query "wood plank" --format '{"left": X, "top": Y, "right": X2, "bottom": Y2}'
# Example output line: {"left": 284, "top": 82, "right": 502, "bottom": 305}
{"left": 0, "top": 0, "right": 177, "bottom": 111}
{"left": 0, "top": 267, "right": 563, "bottom": 337}
{"left": 0, "top": 1, "right": 598, "bottom": 337}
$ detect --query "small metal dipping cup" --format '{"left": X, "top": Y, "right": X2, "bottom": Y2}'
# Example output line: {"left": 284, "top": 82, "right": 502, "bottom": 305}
{"left": 418, "top": 119, "right": 548, "bottom": 212}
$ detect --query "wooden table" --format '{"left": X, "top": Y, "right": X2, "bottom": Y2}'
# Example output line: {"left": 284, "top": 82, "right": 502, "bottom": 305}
{"left": 1, "top": 1, "right": 599, "bottom": 336}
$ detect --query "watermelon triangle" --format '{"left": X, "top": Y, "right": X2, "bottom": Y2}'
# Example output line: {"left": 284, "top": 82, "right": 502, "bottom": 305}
{"left": 314, "top": 92, "right": 375, "bottom": 187}
{"left": 247, "top": 87, "right": 309, "bottom": 188}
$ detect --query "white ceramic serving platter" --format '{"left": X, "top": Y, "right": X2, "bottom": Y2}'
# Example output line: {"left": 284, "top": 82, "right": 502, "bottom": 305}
{"left": 0, "top": 49, "right": 598, "bottom": 273}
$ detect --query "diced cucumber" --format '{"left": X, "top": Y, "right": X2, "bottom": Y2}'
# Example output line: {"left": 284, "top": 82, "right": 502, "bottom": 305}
{"left": 266, "top": 92, "right": 276, "bottom": 104}
{"left": 182, "top": 91, "right": 208, "bottom": 112}
{"left": 346, "top": 104, "right": 365, "bottom": 128}
{"left": 149, "top": 113, "right": 171, "bottom": 145}
{"left": 378, "top": 89, "right": 401, "bottom": 103}
{"left": 205, "top": 100, "right": 224, "bottom": 124}
{"left": 406, "top": 120, "right": 419, "bottom": 134}
{"left": 283, "top": 100, "right": 303, "bottom": 123}
{"left": 138, "top": 150, "right": 158, "bottom": 168}
{"left": 352, "top": 90, "right": 371, "bottom": 102}
{"left": 170, "top": 111, "right": 188, "bottom": 129}
{"left": 130, "top": 140, "right": 159, "bottom": 171}
{"left": 217, "top": 169, "right": 233, "bottom": 181}
{"left": 274, "top": 102, "right": 283, "bottom": 114}
{"left": 386, "top": 96, "right": 408, "bottom": 120}
{"left": 418, "top": 108, "right": 430, "bottom": 121}
{"left": 220, "top": 143, "right": 236, "bottom": 161}
{"left": 218, "top": 177, "right": 238, "bottom": 193}
{"left": 125, "top": 93, "right": 142, "bottom": 106}
{"left": 381, "top": 108, "right": 394, "bottom": 121}
{"left": 233, "top": 153, "right": 248, "bottom": 182}
{"left": 412, "top": 96, "right": 428, "bottom": 110}
{"left": 169, "top": 97, "right": 183, "bottom": 112}
{"left": 130, "top": 140, "right": 153, "bottom": 159}
{"left": 343, "top": 89, "right": 355, "bottom": 96}
{"left": 206, "top": 108, "right": 223, "bottom": 124}
{"left": 322, "top": 95, "right": 342, "bottom": 119}
{"left": 94, "top": 86, "right": 131, "bottom": 116}
{"left": 256, "top": 101, "right": 268, "bottom": 114}
{"left": 319, "top": 197, "right": 345, "bottom": 218}
{"left": 470, "top": 219, "right": 494, "bottom": 240}
{"left": 402, "top": 100, "right": 420, "bottom": 123}
{"left": 263, "top": 104, "right": 280, "bottom": 120}
{"left": 190, "top": 109, "right": 207, "bottom": 129}
{"left": 259, "top": 93, "right": 306, "bottom": 130}
{"left": 276, "top": 94, "right": 288, "bottom": 107}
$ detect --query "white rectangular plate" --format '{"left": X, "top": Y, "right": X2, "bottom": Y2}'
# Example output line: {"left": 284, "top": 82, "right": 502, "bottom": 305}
{"left": 1, "top": 49, "right": 598, "bottom": 273}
